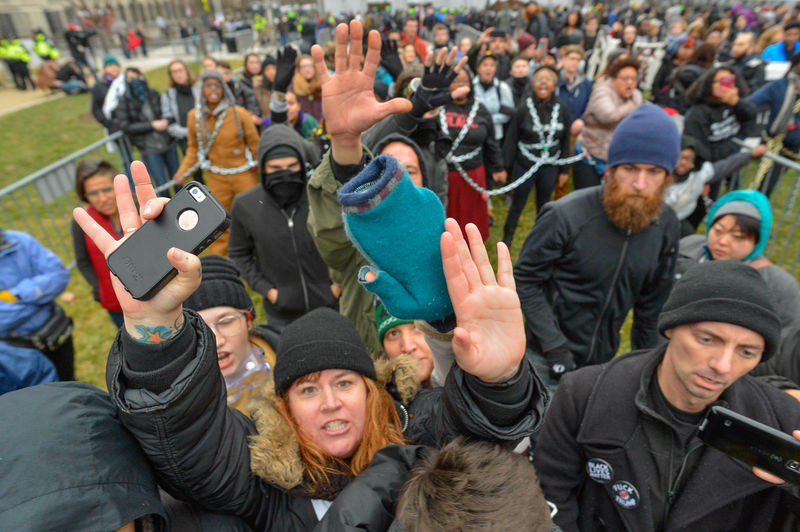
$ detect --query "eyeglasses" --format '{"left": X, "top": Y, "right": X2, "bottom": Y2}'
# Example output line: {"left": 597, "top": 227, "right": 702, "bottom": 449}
{"left": 85, "top": 186, "right": 114, "bottom": 198}
{"left": 533, "top": 76, "right": 556, "bottom": 84}
{"left": 299, "top": 63, "right": 315, "bottom": 69}
{"left": 206, "top": 312, "right": 246, "bottom": 337}
{"left": 203, "top": 81, "right": 223, "bottom": 90}
{"left": 615, "top": 75, "right": 638, "bottom": 82}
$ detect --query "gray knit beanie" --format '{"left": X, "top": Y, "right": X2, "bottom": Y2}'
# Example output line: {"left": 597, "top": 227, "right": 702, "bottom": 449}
{"left": 658, "top": 261, "right": 780, "bottom": 360}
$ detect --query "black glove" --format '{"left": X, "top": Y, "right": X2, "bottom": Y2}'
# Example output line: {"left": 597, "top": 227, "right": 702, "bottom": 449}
{"left": 545, "top": 347, "right": 576, "bottom": 381}
{"left": 273, "top": 46, "right": 298, "bottom": 93}
{"left": 380, "top": 38, "right": 404, "bottom": 80}
{"left": 409, "top": 56, "right": 459, "bottom": 118}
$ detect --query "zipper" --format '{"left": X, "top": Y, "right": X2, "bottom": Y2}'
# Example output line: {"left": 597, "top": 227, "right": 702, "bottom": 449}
{"left": 283, "top": 207, "right": 310, "bottom": 311}
{"left": 586, "top": 227, "right": 631, "bottom": 364}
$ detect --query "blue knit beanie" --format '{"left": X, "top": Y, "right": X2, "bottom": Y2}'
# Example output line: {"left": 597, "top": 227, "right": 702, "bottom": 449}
{"left": 606, "top": 104, "right": 680, "bottom": 173}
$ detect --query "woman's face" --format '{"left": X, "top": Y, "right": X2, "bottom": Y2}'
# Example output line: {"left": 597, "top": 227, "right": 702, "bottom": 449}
{"left": 707, "top": 214, "right": 757, "bottom": 261}
{"left": 288, "top": 369, "right": 367, "bottom": 459}
{"left": 450, "top": 69, "right": 470, "bottom": 100}
{"left": 612, "top": 66, "right": 638, "bottom": 99}
{"left": 532, "top": 69, "right": 557, "bottom": 102}
{"left": 169, "top": 62, "right": 189, "bottom": 85}
{"left": 197, "top": 306, "right": 252, "bottom": 377}
{"left": 83, "top": 175, "right": 117, "bottom": 217}
{"left": 203, "top": 78, "right": 224, "bottom": 104}
{"left": 286, "top": 92, "right": 300, "bottom": 123}
{"left": 246, "top": 55, "right": 262, "bottom": 76}
{"left": 567, "top": 12, "right": 579, "bottom": 27}
{"left": 298, "top": 58, "right": 315, "bottom": 81}
{"left": 382, "top": 324, "right": 434, "bottom": 383}
{"left": 711, "top": 69, "right": 737, "bottom": 102}
{"left": 402, "top": 44, "right": 417, "bottom": 64}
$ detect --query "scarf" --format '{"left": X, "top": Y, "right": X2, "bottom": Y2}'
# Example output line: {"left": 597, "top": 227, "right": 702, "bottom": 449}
{"left": 292, "top": 71, "right": 322, "bottom": 98}
{"left": 83, "top": 206, "right": 122, "bottom": 312}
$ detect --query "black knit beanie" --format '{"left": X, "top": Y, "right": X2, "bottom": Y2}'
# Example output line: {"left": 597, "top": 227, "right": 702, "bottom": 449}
{"left": 274, "top": 308, "right": 376, "bottom": 395}
{"left": 658, "top": 261, "right": 780, "bottom": 360}
{"left": 184, "top": 255, "right": 254, "bottom": 314}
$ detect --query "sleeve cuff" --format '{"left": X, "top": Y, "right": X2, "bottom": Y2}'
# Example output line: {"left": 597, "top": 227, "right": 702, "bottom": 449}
{"left": 331, "top": 151, "right": 370, "bottom": 185}
{"left": 463, "top": 364, "right": 533, "bottom": 426}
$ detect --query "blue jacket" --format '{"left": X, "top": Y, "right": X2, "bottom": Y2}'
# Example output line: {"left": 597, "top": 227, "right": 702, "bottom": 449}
{"left": 556, "top": 72, "right": 593, "bottom": 121}
{"left": 0, "top": 230, "right": 70, "bottom": 337}
{"left": 0, "top": 342, "right": 57, "bottom": 394}
{"left": 760, "top": 40, "right": 800, "bottom": 62}
{"left": 747, "top": 77, "right": 800, "bottom": 148}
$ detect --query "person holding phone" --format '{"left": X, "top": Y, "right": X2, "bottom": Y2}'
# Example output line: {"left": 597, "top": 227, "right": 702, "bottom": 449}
{"left": 72, "top": 23, "right": 547, "bottom": 530}
{"left": 534, "top": 260, "right": 800, "bottom": 531}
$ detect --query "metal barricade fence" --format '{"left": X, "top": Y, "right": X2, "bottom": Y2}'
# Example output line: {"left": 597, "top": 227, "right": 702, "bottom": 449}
{"left": 0, "top": 131, "right": 131, "bottom": 270}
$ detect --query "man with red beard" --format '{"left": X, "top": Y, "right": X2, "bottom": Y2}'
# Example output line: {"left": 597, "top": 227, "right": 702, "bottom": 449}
{"left": 514, "top": 105, "right": 681, "bottom": 391}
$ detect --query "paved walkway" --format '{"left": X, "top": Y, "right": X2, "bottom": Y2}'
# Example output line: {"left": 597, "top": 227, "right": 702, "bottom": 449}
{"left": 0, "top": 39, "right": 276, "bottom": 117}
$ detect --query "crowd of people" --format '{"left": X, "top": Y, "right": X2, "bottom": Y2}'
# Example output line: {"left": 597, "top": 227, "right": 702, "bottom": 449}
{"left": 2, "top": 2, "right": 800, "bottom": 530}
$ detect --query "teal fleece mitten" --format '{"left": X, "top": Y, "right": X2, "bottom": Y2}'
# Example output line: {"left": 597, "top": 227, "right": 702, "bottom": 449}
{"left": 337, "top": 154, "right": 453, "bottom": 321}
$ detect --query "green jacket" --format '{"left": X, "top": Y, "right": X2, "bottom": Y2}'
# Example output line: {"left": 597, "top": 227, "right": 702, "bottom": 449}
{"left": 306, "top": 149, "right": 382, "bottom": 355}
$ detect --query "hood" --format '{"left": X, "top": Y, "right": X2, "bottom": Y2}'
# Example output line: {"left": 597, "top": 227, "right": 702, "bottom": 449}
{"left": 257, "top": 124, "right": 309, "bottom": 186}
{"left": 367, "top": 133, "right": 431, "bottom": 190}
{"left": 0, "top": 382, "right": 165, "bottom": 529}
{"left": 706, "top": 189, "right": 772, "bottom": 261}
{"left": 247, "top": 354, "right": 421, "bottom": 489}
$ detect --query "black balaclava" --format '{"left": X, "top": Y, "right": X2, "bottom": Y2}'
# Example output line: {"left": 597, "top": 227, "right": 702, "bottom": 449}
{"left": 262, "top": 145, "right": 305, "bottom": 208}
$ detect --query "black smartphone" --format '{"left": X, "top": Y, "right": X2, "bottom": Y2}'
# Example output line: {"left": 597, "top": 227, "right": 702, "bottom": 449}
{"left": 698, "top": 406, "right": 800, "bottom": 486}
{"left": 107, "top": 182, "right": 231, "bottom": 300}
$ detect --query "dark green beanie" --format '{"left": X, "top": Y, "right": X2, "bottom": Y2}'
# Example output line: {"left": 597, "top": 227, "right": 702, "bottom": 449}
{"left": 375, "top": 301, "right": 414, "bottom": 343}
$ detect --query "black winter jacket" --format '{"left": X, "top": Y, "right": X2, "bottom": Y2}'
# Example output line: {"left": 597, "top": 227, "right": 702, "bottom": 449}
{"left": 514, "top": 186, "right": 679, "bottom": 367}
{"left": 503, "top": 96, "right": 571, "bottom": 176}
{"left": 683, "top": 99, "right": 757, "bottom": 162}
{"left": 114, "top": 88, "right": 174, "bottom": 154}
{"left": 534, "top": 346, "right": 800, "bottom": 532}
{"left": 105, "top": 312, "right": 547, "bottom": 531}
{"left": 229, "top": 124, "right": 336, "bottom": 322}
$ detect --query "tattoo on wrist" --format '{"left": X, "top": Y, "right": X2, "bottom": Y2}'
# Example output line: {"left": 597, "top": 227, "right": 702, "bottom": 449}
{"left": 133, "top": 314, "right": 185, "bottom": 344}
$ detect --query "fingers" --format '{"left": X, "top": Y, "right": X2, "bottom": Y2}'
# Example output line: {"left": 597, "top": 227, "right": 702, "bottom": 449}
{"left": 448, "top": 219, "right": 481, "bottom": 292}
{"left": 445, "top": 46, "right": 458, "bottom": 67}
{"left": 348, "top": 20, "right": 364, "bottom": 72}
{"left": 441, "top": 229, "right": 470, "bottom": 306}
{"left": 362, "top": 30, "right": 381, "bottom": 80}
{"left": 434, "top": 47, "right": 447, "bottom": 69}
{"left": 130, "top": 161, "right": 156, "bottom": 220}
{"left": 73, "top": 207, "right": 116, "bottom": 256}
{"left": 168, "top": 247, "right": 201, "bottom": 278}
{"left": 334, "top": 23, "right": 348, "bottom": 73}
{"left": 423, "top": 50, "right": 434, "bottom": 69}
{"left": 465, "top": 223, "right": 496, "bottom": 286}
{"left": 115, "top": 173, "right": 141, "bottom": 232}
{"left": 375, "top": 98, "right": 413, "bottom": 122}
{"left": 141, "top": 198, "right": 169, "bottom": 221}
{"left": 453, "top": 55, "right": 468, "bottom": 75}
{"left": 311, "top": 44, "right": 330, "bottom": 84}
{"left": 451, "top": 86, "right": 470, "bottom": 101}
{"left": 496, "top": 241, "right": 517, "bottom": 290}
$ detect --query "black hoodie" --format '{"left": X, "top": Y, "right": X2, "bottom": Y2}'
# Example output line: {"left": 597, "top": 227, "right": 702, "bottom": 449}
{"left": 228, "top": 124, "right": 336, "bottom": 323}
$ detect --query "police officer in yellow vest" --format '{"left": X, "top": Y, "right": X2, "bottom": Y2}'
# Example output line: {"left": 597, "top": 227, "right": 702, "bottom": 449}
{"left": 34, "top": 31, "right": 60, "bottom": 61}
{"left": 6, "top": 38, "right": 34, "bottom": 90}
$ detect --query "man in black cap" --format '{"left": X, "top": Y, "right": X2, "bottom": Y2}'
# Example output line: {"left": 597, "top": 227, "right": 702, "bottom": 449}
{"left": 534, "top": 260, "right": 800, "bottom": 531}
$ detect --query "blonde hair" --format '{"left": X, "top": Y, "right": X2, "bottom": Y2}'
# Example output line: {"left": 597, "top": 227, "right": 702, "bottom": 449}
{"left": 276, "top": 374, "right": 405, "bottom": 492}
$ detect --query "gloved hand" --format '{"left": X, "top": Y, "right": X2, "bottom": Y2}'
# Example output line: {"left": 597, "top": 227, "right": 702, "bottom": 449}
{"left": 338, "top": 155, "right": 452, "bottom": 321}
{"left": 409, "top": 52, "right": 460, "bottom": 118}
{"left": 273, "top": 45, "right": 298, "bottom": 93}
{"left": 545, "top": 347, "right": 576, "bottom": 381}
{"left": 380, "top": 38, "right": 404, "bottom": 80}
{"left": 0, "top": 290, "right": 17, "bottom": 303}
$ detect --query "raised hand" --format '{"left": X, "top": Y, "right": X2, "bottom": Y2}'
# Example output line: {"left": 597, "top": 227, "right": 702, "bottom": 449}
{"left": 410, "top": 46, "right": 469, "bottom": 117}
{"left": 273, "top": 45, "right": 298, "bottom": 93}
{"left": 73, "top": 161, "right": 201, "bottom": 341}
{"left": 311, "top": 20, "right": 412, "bottom": 164}
{"left": 379, "top": 37, "right": 403, "bottom": 80}
{"left": 440, "top": 218, "right": 525, "bottom": 383}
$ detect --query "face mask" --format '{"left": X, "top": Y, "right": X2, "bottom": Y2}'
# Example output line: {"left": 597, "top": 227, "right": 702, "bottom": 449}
{"left": 129, "top": 78, "right": 148, "bottom": 102}
{"left": 264, "top": 169, "right": 305, "bottom": 208}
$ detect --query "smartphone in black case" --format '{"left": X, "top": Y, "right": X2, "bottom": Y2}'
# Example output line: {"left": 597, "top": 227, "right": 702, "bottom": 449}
{"left": 107, "top": 182, "right": 231, "bottom": 300}
{"left": 698, "top": 406, "right": 800, "bottom": 486}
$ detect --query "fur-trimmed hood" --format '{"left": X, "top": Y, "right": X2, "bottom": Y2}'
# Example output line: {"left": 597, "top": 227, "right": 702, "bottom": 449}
{"left": 247, "top": 354, "right": 421, "bottom": 490}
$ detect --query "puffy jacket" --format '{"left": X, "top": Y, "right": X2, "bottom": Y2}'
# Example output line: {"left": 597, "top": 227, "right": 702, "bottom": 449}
{"left": 514, "top": 186, "right": 679, "bottom": 367}
{"left": 534, "top": 346, "right": 800, "bottom": 532}
{"left": 0, "top": 230, "right": 70, "bottom": 338}
{"left": 114, "top": 88, "right": 174, "bottom": 155}
{"left": 105, "top": 312, "right": 547, "bottom": 531}
{"left": 229, "top": 124, "right": 337, "bottom": 323}
{"left": 577, "top": 76, "right": 642, "bottom": 161}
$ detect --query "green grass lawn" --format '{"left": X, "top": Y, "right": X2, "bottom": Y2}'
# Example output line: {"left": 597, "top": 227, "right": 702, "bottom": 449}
{"left": 2, "top": 73, "right": 798, "bottom": 388}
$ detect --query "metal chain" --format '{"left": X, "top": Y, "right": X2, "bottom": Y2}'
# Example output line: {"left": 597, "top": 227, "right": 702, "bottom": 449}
{"left": 442, "top": 98, "right": 586, "bottom": 197}
{"left": 182, "top": 106, "right": 257, "bottom": 178}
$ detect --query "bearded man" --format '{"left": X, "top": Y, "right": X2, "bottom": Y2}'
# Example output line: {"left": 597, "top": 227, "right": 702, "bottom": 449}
{"left": 514, "top": 105, "right": 681, "bottom": 391}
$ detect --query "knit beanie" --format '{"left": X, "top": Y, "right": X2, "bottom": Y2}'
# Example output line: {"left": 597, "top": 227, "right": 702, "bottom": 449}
{"left": 606, "top": 104, "right": 680, "bottom": 173}
{"left": 375, "top": 301, "right": 414, "bottom": 343}
{"left": 265, "top": 145, "right": 301, "bottom": 162}
{"left": 103, "top": 53, "right": 119, "bottom": 67}
{"left": 706, "top": 189, "right": 772, "bottom": 261}
{"left": 516, "top": 32, "right": 536, "bottom": 52}
{"left": 184, "top": 255, "right": 254, "bottom": 313}
{"left": 200, "top": 68, "right": 224, "bottom": 84}
{"left": 657, "top": 261, "right": 780, "bottom": 360}
{"left": 262, "top": 54, "right": 277, "bottom": 71}
{"left": 274, "top": 308, "right": 376, "bottom": 395}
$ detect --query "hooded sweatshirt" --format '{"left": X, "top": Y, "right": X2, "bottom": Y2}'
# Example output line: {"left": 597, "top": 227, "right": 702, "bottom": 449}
{"left": 228, "top": 124, "right": 336, "bottom": 323}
